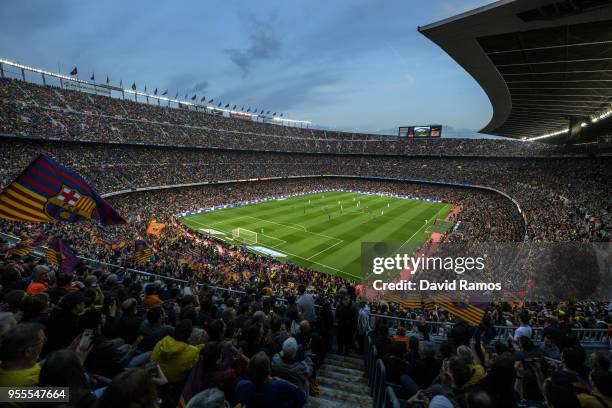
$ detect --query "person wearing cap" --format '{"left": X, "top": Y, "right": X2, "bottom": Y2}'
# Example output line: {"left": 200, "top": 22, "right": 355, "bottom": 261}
{"left": 271, "top": 337, "right": 314, "bottom": 395}
{"left": 83, "top": 274, "right": 104, "bottom": 305}
{"left": 26, "top": 265, "right": 50, "bottom": 296}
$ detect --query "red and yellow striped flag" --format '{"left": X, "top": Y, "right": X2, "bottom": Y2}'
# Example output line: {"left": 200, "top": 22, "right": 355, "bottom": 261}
{"left": 433, "top": 293, "right": 486, "bottom": 326}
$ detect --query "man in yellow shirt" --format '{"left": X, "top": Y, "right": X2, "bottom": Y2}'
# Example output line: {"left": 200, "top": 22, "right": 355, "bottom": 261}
{"left": 0, "top": 323, "right": 45, "bottom": 386}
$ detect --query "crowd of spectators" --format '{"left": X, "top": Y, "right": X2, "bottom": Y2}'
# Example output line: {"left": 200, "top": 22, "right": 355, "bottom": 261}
{"left": 1, "top": 138, "right": 609, "bottom": 242}
{"left": 0, "top": 77, "right": 593, "bottom": 157}
{"left": 373, "top": 309, "right": 612, "bottom": 408}
{"left": 0, "top": 249, "right": 610, "bottom": 407}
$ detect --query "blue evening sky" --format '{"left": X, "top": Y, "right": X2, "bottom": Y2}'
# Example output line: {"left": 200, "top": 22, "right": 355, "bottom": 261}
{"left": 0, "top": 0, "right": 498, "bottom": 136}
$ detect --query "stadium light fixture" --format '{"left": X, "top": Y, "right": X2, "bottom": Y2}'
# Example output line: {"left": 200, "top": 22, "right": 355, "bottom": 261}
{"left": 526, "top": 104, "right": 612, "bottom": 142}
{"left": 525, "top": 128, "right": 569, "bottom": 142}
{"left": 272, "top": 116, "right": 311, "bottom": 125}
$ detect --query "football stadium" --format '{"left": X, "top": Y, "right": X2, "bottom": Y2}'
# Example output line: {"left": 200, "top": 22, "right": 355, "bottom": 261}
{"left": 0, "top": 1, "right": 610, "bottom": 408}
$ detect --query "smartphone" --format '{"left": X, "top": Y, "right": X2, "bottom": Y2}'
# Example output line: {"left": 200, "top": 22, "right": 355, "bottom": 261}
{"left": 79, "top": 329, "right": 94, "bottom": 349}
{"left": 144, "top": 362, "right": 158, "bottom": 377}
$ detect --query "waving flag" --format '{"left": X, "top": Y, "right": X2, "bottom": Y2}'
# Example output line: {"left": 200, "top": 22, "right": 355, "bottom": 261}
{"left": 46, "top": 236, "right": 79, "bottom": 273}
{"left": 433, "top": 294, "right": 486, "bottom": 326}
{"left": 384, "top": 292, "right": 422, "bottom": 309}
{"left": 6, "top": 233, "right": 48, "bottom": 258}
{"left": 177, "top": 356, "right": 204, "bottom": 408}
{"left": 0, "top": 154, "right": 125, "bottom": 225}
{"left": 70, "top": 67, "right": 78, "bottom": 76}
{"left": 134, "top": 240, "right": 152, "bottom": 264}
{"left": 146, "top": 220, "right": 166, "bottom": 237}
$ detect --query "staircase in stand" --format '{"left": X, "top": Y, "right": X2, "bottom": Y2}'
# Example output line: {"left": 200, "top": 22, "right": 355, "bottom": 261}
{"left": 307, "top": 353, "right": 372, "bottom": 408}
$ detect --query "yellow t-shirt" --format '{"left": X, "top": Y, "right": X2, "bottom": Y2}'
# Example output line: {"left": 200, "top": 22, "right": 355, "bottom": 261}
{"left": 0, "top": 364, "right": 40, "bottom": 387}
{"left": 465, "top": 363, "right": 486, "bottom": 387}
{"left": 577, "top": 391, "right": 612, "bottom": 408}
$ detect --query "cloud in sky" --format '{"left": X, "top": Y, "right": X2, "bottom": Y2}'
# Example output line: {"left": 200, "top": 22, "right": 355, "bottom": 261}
{"left": 224, "top": 11, "right": 282, "bottom": 77}
{"left": 0, "top": 0, "right": 498, "bottom": 134}
{"left": 189, "top": 80, "right": 209, "bottom": 94}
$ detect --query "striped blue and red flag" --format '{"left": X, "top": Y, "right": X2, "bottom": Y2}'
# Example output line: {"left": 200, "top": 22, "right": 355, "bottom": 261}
{"left": 46, "top": 236, "right": 79, "bottom": 273}
{"left": 6, "top": 232, "right": 48, "bottom": 258}
{"left": 0, "top": 154, "right": 125, "bottom": 225}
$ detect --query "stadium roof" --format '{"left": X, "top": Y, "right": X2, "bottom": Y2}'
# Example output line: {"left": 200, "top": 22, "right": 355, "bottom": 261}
{"left": 419, "top": 0, "right": 612, "bottom": 143}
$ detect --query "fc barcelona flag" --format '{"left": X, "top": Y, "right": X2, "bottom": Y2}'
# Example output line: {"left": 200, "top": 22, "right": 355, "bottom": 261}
{"left": 46, "top": 237, "right": 79, "bottom": 273}
{"left": 0, "top": 155, "right": 125, "bottom": 225}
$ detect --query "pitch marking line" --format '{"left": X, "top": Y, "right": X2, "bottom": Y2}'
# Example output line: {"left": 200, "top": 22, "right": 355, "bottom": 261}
{"left": 184, "top": 219, "right": 358, "bottom": 280}
{"left": 306, "top": 240, "right": 345, "bottom": 261}
{"left": 243, "top": 215, "right": 342, "bottom": 244}
{"left": 363, "top": 204, "right": 450, "bottom": 282}
{"left": 396, "top": 205, "right": 449, "bottom": 254}
{"left": 186, "top": 219, "right": 288, "bottom": 247}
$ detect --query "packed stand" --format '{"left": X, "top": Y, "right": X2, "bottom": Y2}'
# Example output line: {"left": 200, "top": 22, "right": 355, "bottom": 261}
{"left": 1, "top": 139, "right": 609, "bottom": 242}
{"left": 0, "top": 77, "right": 585, "bottom": 157}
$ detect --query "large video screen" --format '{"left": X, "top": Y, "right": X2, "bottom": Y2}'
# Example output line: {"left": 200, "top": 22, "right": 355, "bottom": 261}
{"left": 398, "top": 125, "right": 442, "bottom": 138}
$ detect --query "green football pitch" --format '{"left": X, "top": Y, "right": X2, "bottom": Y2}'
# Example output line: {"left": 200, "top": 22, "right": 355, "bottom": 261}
{"left": 179, "top": 191, "right": 452, "bottom": 281}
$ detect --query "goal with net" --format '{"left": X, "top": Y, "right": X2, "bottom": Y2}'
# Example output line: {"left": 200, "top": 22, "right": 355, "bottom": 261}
{"left": 231, "top": 228, "right": 258, "bottom": 244}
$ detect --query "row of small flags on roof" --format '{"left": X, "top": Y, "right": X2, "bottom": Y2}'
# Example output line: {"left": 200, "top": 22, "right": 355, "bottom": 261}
{"left": 68, "top": 66, "right": 283, "bottom": 116}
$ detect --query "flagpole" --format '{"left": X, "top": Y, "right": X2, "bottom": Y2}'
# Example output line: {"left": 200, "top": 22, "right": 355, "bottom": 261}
{"left": 58, "top": 62, "right": 63, "bottom": 88}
